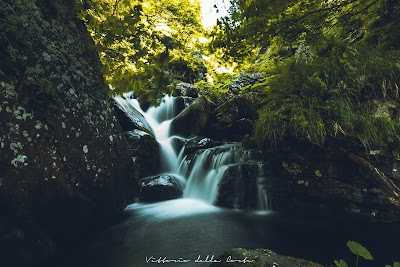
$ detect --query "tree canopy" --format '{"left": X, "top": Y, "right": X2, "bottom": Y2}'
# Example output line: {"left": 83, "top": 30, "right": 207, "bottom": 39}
{"left": 201, "top": 0, "right": 400, "bottom": 155}
{"left": 76, "top": 0, "right": 207, "bottom": 101}
{"left": 76, "top": 0, "right": 400, "bottom": 154}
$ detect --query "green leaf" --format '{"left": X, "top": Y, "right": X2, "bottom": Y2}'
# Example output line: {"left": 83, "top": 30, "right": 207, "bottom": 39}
{"left": 314, "top": 170, "right": 322, "bottom": 177}
{"left": 394, "top": 262, "right": 400, "bottom": 267}
{"left": 334, "top": 259, "right": 348, "bottom": 267}
{"left": 346, "top": 241, "right": 373, "bottom": 260}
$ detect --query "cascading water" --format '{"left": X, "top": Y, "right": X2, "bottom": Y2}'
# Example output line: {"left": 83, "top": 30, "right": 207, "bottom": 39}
{"left": 114, "top": 93, "right": 269, "bottom": 210}
{"left": 73, "top": 94, "right": 398, "bottom": 267}
{"left": 114, "top": 94, "right": 182, "bottom": 172}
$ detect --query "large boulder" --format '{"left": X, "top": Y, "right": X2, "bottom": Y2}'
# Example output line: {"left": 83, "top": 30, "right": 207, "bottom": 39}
{"left": 0, "top": 0, "right": 138, "bottom": 266}
{"left": 170, "top": 96, "right": 211, "bottom": 136}
{"left": 124, "top": 130, "right": 160, "bottom": 178}
{"left": 140, "top": 175, "right": 183, "bottom": 202}
{"left": 205, "top": 93, "right": 260, "bottom": 141}
{"left": 210, "top": 248, "right": 323, "bottom": 267}
{"left": 113, "top": 95, "right": 153, "bottom": 132}
{"left": 266, "top": 142, "right": 400, "bottom": 222}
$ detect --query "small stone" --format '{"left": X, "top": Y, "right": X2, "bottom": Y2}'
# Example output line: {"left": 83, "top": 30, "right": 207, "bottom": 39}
{"left": 83, "top": 145, "right": 88, "bottom": 154}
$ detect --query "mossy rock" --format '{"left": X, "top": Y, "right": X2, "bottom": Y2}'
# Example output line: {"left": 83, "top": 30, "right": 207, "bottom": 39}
{"left": 210, "top": 248, "right": 323, "bottom": 267}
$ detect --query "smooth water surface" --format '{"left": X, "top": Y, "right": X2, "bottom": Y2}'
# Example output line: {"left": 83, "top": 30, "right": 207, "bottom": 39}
{"left": 69, "top": 200, "right": 400, "bottom": 267}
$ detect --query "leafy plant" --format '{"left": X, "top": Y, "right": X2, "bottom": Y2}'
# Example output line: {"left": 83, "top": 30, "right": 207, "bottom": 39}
{"left": 334, "top": 259, "right": 349, "bottom": 267}
{"left": 335, "top": 241, "right": 400, "bottom": 267}
{"left": 346, "top": 241, "right": 373, "bottom": 266}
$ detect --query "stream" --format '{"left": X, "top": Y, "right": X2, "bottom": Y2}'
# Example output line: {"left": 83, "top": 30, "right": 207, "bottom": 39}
{"left": 68, "top": 94, "right": 400, "bottom": 267}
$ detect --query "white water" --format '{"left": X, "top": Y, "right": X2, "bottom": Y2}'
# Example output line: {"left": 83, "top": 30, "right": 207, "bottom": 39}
{"left": 114, "top": 94, "right": 269, "bottom": 209}
{"left": 114, "top": 94, "right": 182, "bottom": 172}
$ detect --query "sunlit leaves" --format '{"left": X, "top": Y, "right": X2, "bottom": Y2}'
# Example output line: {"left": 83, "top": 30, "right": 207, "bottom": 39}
{"left": 76, "top": 0, "right": 206, "bottom": 98}
{"left": 215, "top": 0, "right": 399, "bottom": 61}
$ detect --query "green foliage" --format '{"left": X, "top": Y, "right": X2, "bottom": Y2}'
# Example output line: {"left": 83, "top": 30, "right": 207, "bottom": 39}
{"left": 76, "top": 0, "right": 206, "bottom": 100}
{"left": 205, "top": 0, "right": 400, "bottom": 156}
{"left": 346, "top": 241, "right": 373, "bottom": 260}
{"left": 214, "top": 0, "right": 400, "bottom": 60}
{"left": 314, "top": 170, "right": 322, "bottom": 177}
{"left": 334, "top": 259, "right": 349, "bottom": 267}
{"left": 195, "top": 72, "right": 239, "bottom": 102}
{"left": 253, "top": 38, "right": 400, "bottom": 153}
{"left": 335, "top": 241, "right": 398, "bottom": 267}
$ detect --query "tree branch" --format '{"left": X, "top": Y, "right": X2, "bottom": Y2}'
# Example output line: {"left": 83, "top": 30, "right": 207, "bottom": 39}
{"left": 340, "top": 148, "right": 400, "bottom": 209}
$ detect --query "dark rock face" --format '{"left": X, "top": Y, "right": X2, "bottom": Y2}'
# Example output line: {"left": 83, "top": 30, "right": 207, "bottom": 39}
{"left": 267, "top": 147, "right": 400, "bottom": 222}
{"left": 183, "top": 137, "right": 223, "bottom": 155}
{"left": 205, "top": 93, "right": 260, "bottom": 141}
{"left": 0, "top": 0, "right": 138, "bottom": 266}
{"left": 140, "top": 175, "right": 183, "bottom": 202}
{"left": 173, "top": 82, "right": 199, "bottom": 98}
{"left": 124, "top": 130, "right": 160, "bottom": 179}
{"left": 210, "top": 248, "right": 323, "bottom": 267}
{"left": 171, "top": 96, "right": 211, "bottom": 136}
{"left": 113, "top": 95, "right": 153, "bottom": 132}
{"left": 216, "top": 162, "right": 267, "bottom": 209}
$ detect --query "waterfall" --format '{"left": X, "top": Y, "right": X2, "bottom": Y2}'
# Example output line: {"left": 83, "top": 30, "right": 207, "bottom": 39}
{"left": 180, "top": 144, "right": 243, "bottom": 203}
{"left": 257, "top": 164, "right": 269, "bottom": 210}
{"left": 114, "top": 94, "right": 181, "bottom": 172}
{"left": 114, "top": 93, "right": 270, "bottom": 210}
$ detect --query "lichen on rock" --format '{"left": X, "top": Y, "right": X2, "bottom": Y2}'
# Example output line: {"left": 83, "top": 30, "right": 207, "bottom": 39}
{"left": 0, "top": 0, "right": 139, "bottom": 266}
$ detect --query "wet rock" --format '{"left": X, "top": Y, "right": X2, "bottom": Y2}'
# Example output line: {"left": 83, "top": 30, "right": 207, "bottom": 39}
{"left": 140, "top": 175, "right": 183, "bottom": 202}
{"left": 184, "top": 137, "right": 224, "bottom": 155}
{"left": 171, "top": 96, "right": 211, "bottom": 136}
{"left": 113, "top": 96, "right": 152, "bottom": 131}
{"left": 125, "top": 130, "right": 160, "bottom": 178}
{"left": 216, "top": 162, "right": 267, "bottom": 209}
{"left": 114, "top": 102, "right": 138, "bottom": 132}
{"left": 210, "top": 248, "right": 323, "bottom": 267}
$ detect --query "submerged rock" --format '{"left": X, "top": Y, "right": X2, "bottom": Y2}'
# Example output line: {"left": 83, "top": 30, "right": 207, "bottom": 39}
{"left": 210, "top": 248, "right": 323, "bottom": 267}
{"left": 140, "top": 175, "right": 183, "bottom": 202}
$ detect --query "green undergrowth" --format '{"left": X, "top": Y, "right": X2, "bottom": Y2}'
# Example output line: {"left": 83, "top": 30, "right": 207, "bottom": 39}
{"left": 334, "top": 240, "right": 399, "bottom": 267}
{"left": 252, "top": 39, "right": 400, "bottom": 154}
